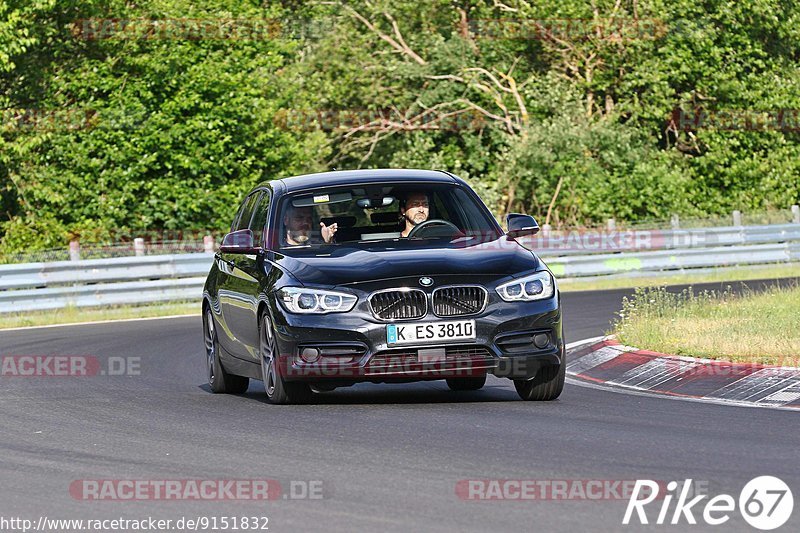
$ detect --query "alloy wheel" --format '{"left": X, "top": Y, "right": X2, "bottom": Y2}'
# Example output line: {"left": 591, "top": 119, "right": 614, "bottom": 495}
{"left": 204, "top": 310, "right": 216, "bottom": 383}
{"left": 260, "top": 316, "right": 277, "bottom": 397}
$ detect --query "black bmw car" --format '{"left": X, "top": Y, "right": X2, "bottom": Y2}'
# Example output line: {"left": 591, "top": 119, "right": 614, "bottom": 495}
{"left": 202, "top": 169, "right": 565, "bottom": 404}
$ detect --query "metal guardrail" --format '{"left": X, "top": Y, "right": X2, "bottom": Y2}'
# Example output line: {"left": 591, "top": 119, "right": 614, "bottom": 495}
{"left": 526, "top": 223, "right": 800, "bottom": 257}
{"left": 0, "top": 254, "right": 213, "bottom": 313}
{"left": 545, "top": 242, "right": 800, "bottom": 278}
{"left": 0, "top": 223, "right": 799, "bottom": 314}
{"left": 0, "top": 253, "right": 214, "bottom": 290}
{"left": 0, "top": 277, "right": 206, "bottom": 312}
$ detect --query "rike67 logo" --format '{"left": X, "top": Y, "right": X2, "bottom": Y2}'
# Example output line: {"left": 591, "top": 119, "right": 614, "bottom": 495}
{"left": 624, "top": 477, "right": 793, "bottom": 530}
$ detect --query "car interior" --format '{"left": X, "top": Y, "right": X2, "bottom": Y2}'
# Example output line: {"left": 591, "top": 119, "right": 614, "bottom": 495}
{"left": 281, "top": 185, "right": 488, "bottom": 246}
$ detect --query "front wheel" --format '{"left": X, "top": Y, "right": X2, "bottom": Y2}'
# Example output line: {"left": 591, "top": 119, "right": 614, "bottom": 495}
{"left": 260, "top": 314, "right": 313, "bottom": 405}
{"left": 204, "top": 309, "right": 249, "bottom": 394}
{"left": 514, "top": 352, "right": 565, "bottom": 401}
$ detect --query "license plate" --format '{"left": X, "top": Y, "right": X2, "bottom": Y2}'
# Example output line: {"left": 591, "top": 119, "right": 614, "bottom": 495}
{"left": 386, "top": 320, "right": 476, "bottom": 345}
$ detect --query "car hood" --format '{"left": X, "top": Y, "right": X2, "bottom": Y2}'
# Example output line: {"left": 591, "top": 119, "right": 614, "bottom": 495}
{"left": 272, "top": 237, "right": 540, "bottom": 287}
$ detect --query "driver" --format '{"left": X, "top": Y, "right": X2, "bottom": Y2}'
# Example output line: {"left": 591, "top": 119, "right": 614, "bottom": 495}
{"left": 399, "top": 191, "right": 430, "bottom": 237}
{"left": 284, "top": 205, "right": 337, "bottom": 245}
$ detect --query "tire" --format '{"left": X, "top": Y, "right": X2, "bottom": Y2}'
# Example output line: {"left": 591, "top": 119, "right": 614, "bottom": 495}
{"left": 204, "top": 308, "right": 249, "bottom": 394}
{"left": 445, "top": 375, "right": 486, "bottom": 391}
{"left": 513, "top": 357, "right": 565, "bottom": 401}
{"left": 259, "top": 313, "right": 313, "bottom": 405}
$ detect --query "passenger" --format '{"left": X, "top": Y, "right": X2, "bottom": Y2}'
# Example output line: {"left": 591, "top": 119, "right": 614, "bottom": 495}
{"left": 284, "top": 205, "right": 337, "bottom": 245}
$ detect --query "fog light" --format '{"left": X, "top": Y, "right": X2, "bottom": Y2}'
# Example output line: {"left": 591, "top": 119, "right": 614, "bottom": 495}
{"left": 300, "top": 347, "right": 320, "bottom": 363}
{"left": 533, "top": 333, "right": 549, "bottom": 349}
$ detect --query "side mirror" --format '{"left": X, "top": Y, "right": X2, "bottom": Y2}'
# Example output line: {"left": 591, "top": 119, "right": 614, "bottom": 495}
{"left": 219, "top": 229, "right": 261, "bottom": 253}
{"left": 506, "top": 213, "right": 540, "bottom": 238}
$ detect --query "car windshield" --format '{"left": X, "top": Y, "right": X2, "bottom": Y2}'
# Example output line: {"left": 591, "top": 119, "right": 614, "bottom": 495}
{"left": 277, "top": 183, "right": 500, "bottom": 249}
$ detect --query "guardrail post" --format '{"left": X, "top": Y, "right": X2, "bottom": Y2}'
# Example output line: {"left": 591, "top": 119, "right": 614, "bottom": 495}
{"left": 732, "top": 210, "right": 742, "bottom": 226}
{"left": 69, "top": 240, "right": 80, "bottom": 261}
{"left": 134, "top": 238, "right": 145, "bottom": 256}
{"left": 670, "top": 214, "right": 680, "bottom": 229}
{"left": 792, "top": 205, "right": 800, "bottom": 224}
{"left": 204, "top": 235, "right": 215, "bottom": 253}
{"left": 606, "top": 218, "right": 616, "bottom": 231}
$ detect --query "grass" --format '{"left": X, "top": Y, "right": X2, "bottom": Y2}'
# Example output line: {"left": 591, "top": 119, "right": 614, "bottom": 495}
{"left": 612, "top": 283, "right": 800, "bottom": 365}
{"left": 558, "top": 263, "right": 800, "bottom": 292}
{"left": 0, "top": 301, "right": 200, "bottom": 329}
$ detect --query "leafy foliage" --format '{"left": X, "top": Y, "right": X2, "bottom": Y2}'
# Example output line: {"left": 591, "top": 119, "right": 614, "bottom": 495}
{"left": 1, "top": 0, "right": 799, "bottom": 253}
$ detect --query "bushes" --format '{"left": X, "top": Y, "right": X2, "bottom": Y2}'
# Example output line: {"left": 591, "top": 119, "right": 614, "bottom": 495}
{"left": 493, "top": 110, "right": 694, "bottom": 226}
{"left": 2, "top": 0, "right": 800, "bottom": 253}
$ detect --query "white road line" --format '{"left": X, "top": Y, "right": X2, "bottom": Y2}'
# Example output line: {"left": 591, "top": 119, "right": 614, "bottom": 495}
{"left": 565, "top": 376, "right": 800, "bottom": 412}
{"left": 0, "top": 313, "right": 200, "bottom": 332}
{"left": 566, "top": 346, "right": 621, "bottom": 375}
{"left": 760, "top": 382, "right": 800, "bottom": 404}
{"left": 565, "top": 336, "right": 607, "bottom": 350}
{"left": 565, "top": 336, "right": 800, "bottom": 412}
{"left": 616, "top": 358, "right": 699, "bottom": 389}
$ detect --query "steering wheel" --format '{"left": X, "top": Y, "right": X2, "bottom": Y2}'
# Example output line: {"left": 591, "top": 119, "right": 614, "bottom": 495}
{"left": 407, "top": 219, "right": 464, "bottom": 239}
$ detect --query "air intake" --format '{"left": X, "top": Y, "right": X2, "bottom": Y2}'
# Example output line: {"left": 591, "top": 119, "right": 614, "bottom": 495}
{"left": 369, "top": 289, "right": 427, "bottom": 320}
{"left": 432, "top": 286, "right": 487, "bottom": 317}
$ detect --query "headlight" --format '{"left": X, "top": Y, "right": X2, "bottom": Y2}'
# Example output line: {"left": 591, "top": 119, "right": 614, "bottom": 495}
{"left": 277, "top": 287, "right": 358, "bottom": 314}
{"left": 496, "top": 271, "right": 554, "bottom": 302}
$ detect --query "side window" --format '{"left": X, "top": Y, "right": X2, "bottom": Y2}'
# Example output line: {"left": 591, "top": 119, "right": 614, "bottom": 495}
{"left": 430, "top": 190, "right": 449, "bottom": 222}
{"left": 233, "top": 192, "right": 262, "bottom": 232}
{"left": 249, "top": 191, "right": 271, "bottom": 246}
{"left": 452, "top": 188, "right": 488, "bottom": 233}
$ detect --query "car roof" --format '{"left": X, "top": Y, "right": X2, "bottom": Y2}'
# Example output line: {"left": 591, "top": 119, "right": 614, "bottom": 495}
{"left": 262, "top": 169, "right": 459, "bottom": 194}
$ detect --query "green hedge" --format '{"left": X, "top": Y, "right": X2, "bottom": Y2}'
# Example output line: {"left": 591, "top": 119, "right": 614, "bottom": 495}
{"left": 1, "top": 0, "right": 799, "bottom": 253}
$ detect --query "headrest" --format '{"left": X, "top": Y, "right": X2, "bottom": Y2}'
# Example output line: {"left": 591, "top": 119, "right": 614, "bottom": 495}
{"left": 319, "top": 216, "right": 357, "bottom": 228}
{"left": 370, "top": 212, "right": 399, "bottom": 224}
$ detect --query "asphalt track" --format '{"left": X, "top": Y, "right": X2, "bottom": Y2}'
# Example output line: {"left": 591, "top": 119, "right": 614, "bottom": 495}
{"left": 1, "top": 279, "right": 798, "bottom": 532}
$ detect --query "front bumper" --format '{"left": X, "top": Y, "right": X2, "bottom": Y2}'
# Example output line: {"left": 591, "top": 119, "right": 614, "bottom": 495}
{"left": 269, "top": 288, "right": 563, "bottom": 383}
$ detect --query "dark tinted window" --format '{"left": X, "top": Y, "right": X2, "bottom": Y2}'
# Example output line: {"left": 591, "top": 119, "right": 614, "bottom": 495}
{"left": 278, "top": 183, "right": 500, "bottom": 248}
{"left": 451, "top": 188, "right": 495, "bottom": 234}
{"left": 232, "top": 192, "right": 262, "bottom": 232}
{"left": 249, "top": 191, "right": 271, "bottom": 245}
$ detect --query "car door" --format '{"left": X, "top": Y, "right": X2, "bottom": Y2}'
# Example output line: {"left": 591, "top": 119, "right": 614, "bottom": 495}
{"left": 230, "top": 188, "right": 275, "bottom": 359}
{"left": 217, "top": 190, "right": 264, "bottom": 360}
